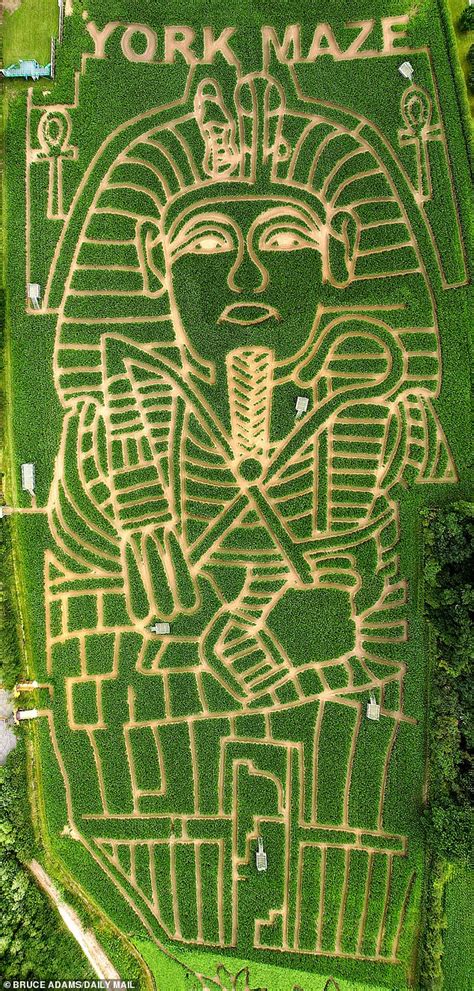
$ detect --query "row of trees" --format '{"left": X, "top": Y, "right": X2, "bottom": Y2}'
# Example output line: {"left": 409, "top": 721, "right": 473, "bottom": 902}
{"left": 423, "top": 501, "right": 473, "bottom": 861}
{"left": 419, "top": 501, "right": 473, "bottom": 989}
{"left": 0, "top": 740, "right": 95, "bottom": 978}
{"left": 468, "top": 44, "right": 474, "bottom": 94}
{"left": 458, "top": 5, "right": 474, "bottom": 94}
{"left": 459, "top": 5, "right": 474, "bottom": 32}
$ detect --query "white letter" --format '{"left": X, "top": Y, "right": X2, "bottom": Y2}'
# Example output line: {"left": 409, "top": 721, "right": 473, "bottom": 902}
{"left": 164, "top": 26, "right": 197, "bottom": 64}
{"left": 85, "top": 20, "right": 120, "bottom": 59}
{"left": 202, "top": 27, "right": 238, "bottom": 67}
{"left": 262, "top": 25, "right": 301, "bottom": 67}
{"left": 121, "top": 24, "right": 157, "bottom": 62}
{"left": 382, "top": 15, "right": 409, "bottom": 53}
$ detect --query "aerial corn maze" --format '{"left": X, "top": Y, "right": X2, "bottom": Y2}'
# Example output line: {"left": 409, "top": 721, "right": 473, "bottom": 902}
{"left": 4, "top": 1, "right": 472, "bottom": 988}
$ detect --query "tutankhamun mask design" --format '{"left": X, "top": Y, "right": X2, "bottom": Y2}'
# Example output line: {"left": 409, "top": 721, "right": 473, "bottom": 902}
{"left": 42, "top": 72, "right": 456, "bottom": 963}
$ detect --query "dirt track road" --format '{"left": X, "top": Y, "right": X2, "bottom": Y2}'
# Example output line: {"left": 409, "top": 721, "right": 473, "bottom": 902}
{"left": 30, "top": 859, "right": 121, "bottom": 980}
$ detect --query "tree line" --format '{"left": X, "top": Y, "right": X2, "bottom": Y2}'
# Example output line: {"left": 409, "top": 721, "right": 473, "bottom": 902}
{"left": 419, "top": 501, "right": 473, "bottom": 990}
{"left": 458, "top": 4, "right": 474, "bottom": 94}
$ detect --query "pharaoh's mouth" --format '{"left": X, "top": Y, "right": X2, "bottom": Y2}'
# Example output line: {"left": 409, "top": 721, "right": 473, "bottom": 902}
{"left": 218, "top": 303, "right": 282, "bottom": 326}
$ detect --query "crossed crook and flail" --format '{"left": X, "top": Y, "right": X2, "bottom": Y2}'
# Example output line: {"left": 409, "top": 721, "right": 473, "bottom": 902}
{"left": 143, "top": 326, "right": 403, "bottom": 583}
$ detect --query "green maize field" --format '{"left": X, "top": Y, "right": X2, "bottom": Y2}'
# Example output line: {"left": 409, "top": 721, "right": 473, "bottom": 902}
{"left": 3, "top": 0, "right": 472, "bottom": 987}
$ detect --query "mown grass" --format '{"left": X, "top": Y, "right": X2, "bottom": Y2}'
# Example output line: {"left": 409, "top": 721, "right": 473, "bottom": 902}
{"left": 3, "top": 0, "right": 57, "bottom": 66}
{"left": 449, "top": 0, "right": 474, "bottom": 111}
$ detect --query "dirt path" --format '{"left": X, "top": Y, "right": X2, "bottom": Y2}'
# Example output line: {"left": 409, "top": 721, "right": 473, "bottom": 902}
{"left": 29, "top": 859, "right": 121, "bottom": 980}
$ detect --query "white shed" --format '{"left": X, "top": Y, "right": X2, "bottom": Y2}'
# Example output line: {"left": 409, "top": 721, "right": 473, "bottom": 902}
{"left": 16, "top": 708, "right": 39, "bottom": 722}
{"left": 366, "top": 693, "right": 381, "bottom": 721}
{"left": 28, "top": 283, "right": 42, "bottom": 309}
{"left": 398, "top": 61, "right": 414, "bottom": 82}
{"left": 295, "top": 395, "right": 309, "bottom": 417}
{"left": 21, "top": 463, "right": 36, "bottom": 494}
{"left": 255, "top": 837, "right": 268, "bottom": 872}
{"left": 149, "top": 622, "right": 171, "bottom": 635}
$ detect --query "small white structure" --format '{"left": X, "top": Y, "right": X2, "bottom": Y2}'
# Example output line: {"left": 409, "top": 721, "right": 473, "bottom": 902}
{"left": 58, "top": 0, "right": 65, "bottom": 44}
{"left": 15, "top": 681, "right": 39, "bottom": 694}
{"left": 15, "top": 708, "right": 39, "bottom": 722}
{"left": 28, "top": 283, "right": 42, "bottom": 309}
{"left": 21, "top": 462, "right": 36, "bottom": 495}
{"left": 255, "top": 836, "right": 268, "bottom": 872}
{"left": 399, "top": 61, "right": 414, "bottom": 82}
{"left": 295, "top": 395, "right": 309, "bottom": 417}
{"left": 149, "top": 622, "right": 171, "bottom": 635}
{"left": 0, "top": 689, "right": 17, "bottom": 766}
{"left": 366, "top": 693, "right": 381, "bottom": 722}
{"left": 0, "top": 506, "right": 9, "bottom": 519}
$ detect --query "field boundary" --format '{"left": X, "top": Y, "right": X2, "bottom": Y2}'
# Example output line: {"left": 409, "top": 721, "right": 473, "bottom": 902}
{"left": 29, "top": 858, "right": 121, "bottom": 980}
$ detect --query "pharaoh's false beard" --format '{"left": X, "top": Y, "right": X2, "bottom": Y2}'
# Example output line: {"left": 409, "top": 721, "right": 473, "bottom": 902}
{"left": 226, "top": 347, "right": 274, "bottom": 466}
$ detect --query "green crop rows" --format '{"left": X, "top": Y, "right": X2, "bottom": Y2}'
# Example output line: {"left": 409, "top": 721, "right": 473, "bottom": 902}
{"left": 3, "top": 0, "right": 472, "bottom": 989}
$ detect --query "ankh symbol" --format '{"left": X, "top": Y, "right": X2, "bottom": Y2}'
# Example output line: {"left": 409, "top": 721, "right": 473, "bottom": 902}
{"left": 398, "top": 85, "right": 441, "bottom": 203}
{"left": 35, "top": 110, "right": 76, "bottom": 219}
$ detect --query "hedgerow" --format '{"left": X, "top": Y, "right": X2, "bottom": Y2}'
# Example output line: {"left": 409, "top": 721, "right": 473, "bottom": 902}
{"left": 423, "top": 502, "right": 473, "bottom": 862}
{"left": 416, "top": 502, "right": 473, "bottom": 989}
{"left": 0, "top": 745, "right": 96, "bottom": 980}
{"left": 0, "top": 522, "right": 95, "bottom": 976}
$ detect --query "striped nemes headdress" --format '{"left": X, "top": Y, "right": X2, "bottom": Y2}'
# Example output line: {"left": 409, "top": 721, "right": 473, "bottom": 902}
{"left": 194, "top": 74, "right": 291, "bottom": 180}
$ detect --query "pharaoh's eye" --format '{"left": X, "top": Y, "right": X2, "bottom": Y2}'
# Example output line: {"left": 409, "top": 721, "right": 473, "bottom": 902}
{"left": 187, "top": 233, "right": 232, "bottom": 254}
{"left": 266, "top": 232, "right": 301, "bottom": 249}
{"left": 172, "top": 224, "right": 235, "bottom": 259}
{"left": 259, "top": 224, "right": 319, "bottom": 252}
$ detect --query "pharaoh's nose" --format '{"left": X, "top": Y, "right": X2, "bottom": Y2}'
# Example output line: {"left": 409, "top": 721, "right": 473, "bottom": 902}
{"left": 228, "top": 243, "right": 268, "bottom": 294}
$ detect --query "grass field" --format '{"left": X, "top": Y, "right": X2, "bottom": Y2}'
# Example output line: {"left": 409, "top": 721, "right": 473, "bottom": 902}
{"left": 449, "top": 0, "right": 474, "bottom": 111}
{"left": 3, "top": 0, "right": 473, "bottom": 988}
{"left": 3, "top": 0, "right": 57, "bottom": 65}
